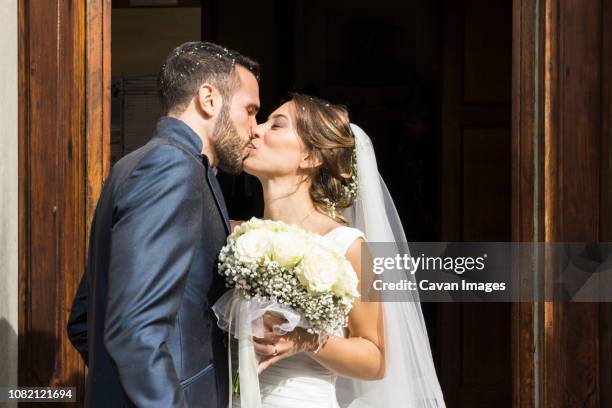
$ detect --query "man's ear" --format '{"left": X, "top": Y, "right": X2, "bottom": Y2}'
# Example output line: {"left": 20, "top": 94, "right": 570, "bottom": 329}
{"left": 195, "top": 83, "right": 222, "bottom": 118}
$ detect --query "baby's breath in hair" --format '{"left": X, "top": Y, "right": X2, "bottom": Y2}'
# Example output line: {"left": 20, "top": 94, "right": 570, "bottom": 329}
{"left": 322, "top": 198, "right": 338, "bottom": 219}
{"left": 323, "top": 146, "right": 358, "bottom": 218}
{"left": 342, "top": 147, "right": 359, "bottom": 200}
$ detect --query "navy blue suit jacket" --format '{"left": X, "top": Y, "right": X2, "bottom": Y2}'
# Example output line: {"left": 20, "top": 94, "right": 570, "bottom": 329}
{"left": 67, "top": 117, "right": 230, "bottom": 407}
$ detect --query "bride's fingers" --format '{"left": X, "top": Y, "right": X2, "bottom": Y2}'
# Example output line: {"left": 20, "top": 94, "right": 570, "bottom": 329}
{"left": 253, "top": 333, "right": 281, "bottom": 347}
{"left": 253, "top": 339, "right": 293, "bottom": 356}
{"left": 253, "top": 341, "right": 277, "bottom": 356}
{"left": 262, "top": 313, "right": 287, "bottom": 329}
{"left": 260, "top": 329, "right": 282, "bottom": 343}
{"left": 252, "top": 326, "right": 284, "bottom": 344}
{"left": 257, "top": 354, "right": 285, "bottom": 374}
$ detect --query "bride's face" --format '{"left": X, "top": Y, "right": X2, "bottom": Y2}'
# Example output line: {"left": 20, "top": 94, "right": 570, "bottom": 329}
{"left": 244, "top": 101, "right": 309, "bottom": 178}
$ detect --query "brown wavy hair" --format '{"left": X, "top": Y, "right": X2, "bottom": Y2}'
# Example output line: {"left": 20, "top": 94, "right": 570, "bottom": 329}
{"left": 289, "top": 93, "right": 356, "bottom": 224}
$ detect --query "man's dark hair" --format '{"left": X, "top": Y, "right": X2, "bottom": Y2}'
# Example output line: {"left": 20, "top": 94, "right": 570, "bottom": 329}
{"left": 157, "top": 42, "right": 260, "bottom": 114}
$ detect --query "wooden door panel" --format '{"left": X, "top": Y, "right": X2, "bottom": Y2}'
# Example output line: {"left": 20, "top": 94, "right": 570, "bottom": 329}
{"left": 541, "top": 1, "right": 608, "bottom": 406}
{"left": 462, "top": 303, "right": 511, "bottom": 387}
{"left": 19, "top": 1, "right": 111, "bottom": 404}
{"left": 464, "top": 0, "right": 512, "bottom": 103}
{"left": 463, "top": 129, "right": 512, "bottom": 241}
{"left": 440, "top": 1, "right": 512, "bottom": 407}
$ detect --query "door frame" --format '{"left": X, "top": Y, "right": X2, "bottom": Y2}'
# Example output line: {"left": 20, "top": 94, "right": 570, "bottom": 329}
{"left": 511, "top": 0, "right": 544, "bottom": 406}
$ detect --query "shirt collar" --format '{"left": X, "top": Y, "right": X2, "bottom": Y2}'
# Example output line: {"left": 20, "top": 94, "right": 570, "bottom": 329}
{"left": 155, "top": 116, "right": 205, "bottom": 158}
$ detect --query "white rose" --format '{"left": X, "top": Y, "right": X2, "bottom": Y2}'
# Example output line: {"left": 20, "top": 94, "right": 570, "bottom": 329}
{"left": 234, "top": 229, "right": 273, "bottom": 263}
{"left": 264, "top": 220, "right": 284, "bottom": 232}
{"left": 295, "top": 242, "right": 342, "bottom": 292}
{"left": 332, "top": 260, "right": 360, "bottom": 299}
{"left": 231, "top": 218, "right": 304, "bottom": 240}
{"left": 271, "top": 232, "right": 306, "bottom": 268}
{"left": 228, "top": 217, "right": 264, "bottom": 240}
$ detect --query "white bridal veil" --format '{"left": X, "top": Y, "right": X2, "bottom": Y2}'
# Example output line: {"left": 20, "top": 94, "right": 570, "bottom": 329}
{"left": 336, "top": 124, "right": 446, "bottom": 407}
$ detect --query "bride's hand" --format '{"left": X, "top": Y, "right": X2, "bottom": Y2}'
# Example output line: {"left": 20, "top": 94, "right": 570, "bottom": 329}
{"left": 254, "top": 313, "right": 319, "bottom": 374}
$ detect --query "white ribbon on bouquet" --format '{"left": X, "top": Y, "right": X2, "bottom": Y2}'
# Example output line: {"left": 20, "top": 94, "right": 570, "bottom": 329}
{"left": 212, "top": 289, "right": 308, "bottom": 408}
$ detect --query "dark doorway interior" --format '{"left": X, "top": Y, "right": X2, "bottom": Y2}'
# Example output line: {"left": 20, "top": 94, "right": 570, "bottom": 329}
{"left": 216, "top": 1, "right": 443, "bottom": 244}
{"left": 111, "top": 1, "right": 512, "bottom": 406}
{"left": 211, "top": 3, "right": 513, "bottom": 406}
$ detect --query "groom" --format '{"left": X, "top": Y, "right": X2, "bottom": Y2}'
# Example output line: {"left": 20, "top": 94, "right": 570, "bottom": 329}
{"left": 67, "top": 42, "right": 260, "bottom": 407}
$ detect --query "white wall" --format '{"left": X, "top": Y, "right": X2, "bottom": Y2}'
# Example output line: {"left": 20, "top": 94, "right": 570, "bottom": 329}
{"left": 0, "top": 0, "right": 19, "bottom": 398}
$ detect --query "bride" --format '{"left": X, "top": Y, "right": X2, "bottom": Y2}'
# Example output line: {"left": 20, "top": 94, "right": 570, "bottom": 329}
{"left": 228, "top": 93, "right": 445, "bottom": 407}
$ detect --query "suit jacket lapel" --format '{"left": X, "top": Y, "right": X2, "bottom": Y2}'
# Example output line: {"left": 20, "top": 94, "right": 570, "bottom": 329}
{"left": 206, "top": 165, "right": 231, "bottom": 235}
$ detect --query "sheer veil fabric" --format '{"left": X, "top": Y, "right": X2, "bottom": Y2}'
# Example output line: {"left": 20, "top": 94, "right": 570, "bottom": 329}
{"left": 336, "top": 124, "right": 446, "bottom": 407}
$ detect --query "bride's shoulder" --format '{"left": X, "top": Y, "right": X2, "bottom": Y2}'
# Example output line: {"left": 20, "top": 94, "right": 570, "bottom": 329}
{"left": 344, "top": 225, "right": 366, "bottom": 239}
{"left": 324, "top": 224, "right": 366, "bottom": 256}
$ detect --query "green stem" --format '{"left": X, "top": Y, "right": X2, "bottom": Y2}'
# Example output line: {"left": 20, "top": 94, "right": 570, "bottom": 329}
{"left": 232, "top": 372, "right": 241, "bottom": 395}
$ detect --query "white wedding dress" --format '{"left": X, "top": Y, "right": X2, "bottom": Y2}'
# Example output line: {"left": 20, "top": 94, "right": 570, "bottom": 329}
{"left": 232, "top": 226, "right": 365, "bottom": 408}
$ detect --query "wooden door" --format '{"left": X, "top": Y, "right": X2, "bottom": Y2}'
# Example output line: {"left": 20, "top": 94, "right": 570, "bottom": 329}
{"left": 512, "top": 0, "right": 612, "bottom": 406}
{"left": 18, "top": 0, "right": 111, "bottom": 404}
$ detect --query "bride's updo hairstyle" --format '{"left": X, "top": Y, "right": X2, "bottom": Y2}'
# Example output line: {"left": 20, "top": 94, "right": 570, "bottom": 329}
{"left": 289, "top": 93, "right": 358, "bottom": 224}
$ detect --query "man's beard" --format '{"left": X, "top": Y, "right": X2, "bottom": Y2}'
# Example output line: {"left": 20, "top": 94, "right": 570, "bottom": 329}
{"left": 212, "top": 103, "right": 245, "bottom": 175}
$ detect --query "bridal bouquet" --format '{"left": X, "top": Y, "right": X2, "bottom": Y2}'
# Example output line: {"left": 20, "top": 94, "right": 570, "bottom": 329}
{"left": 212, "top": 217, "right": 360, "bottom": 406}
{"left": 219, "top": 217, "right": 359, "bottom": 331}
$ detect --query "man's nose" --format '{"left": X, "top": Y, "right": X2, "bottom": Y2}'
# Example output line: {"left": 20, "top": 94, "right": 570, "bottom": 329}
{"left": 250, "top": 123, "right": 264, "bottom": 139}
